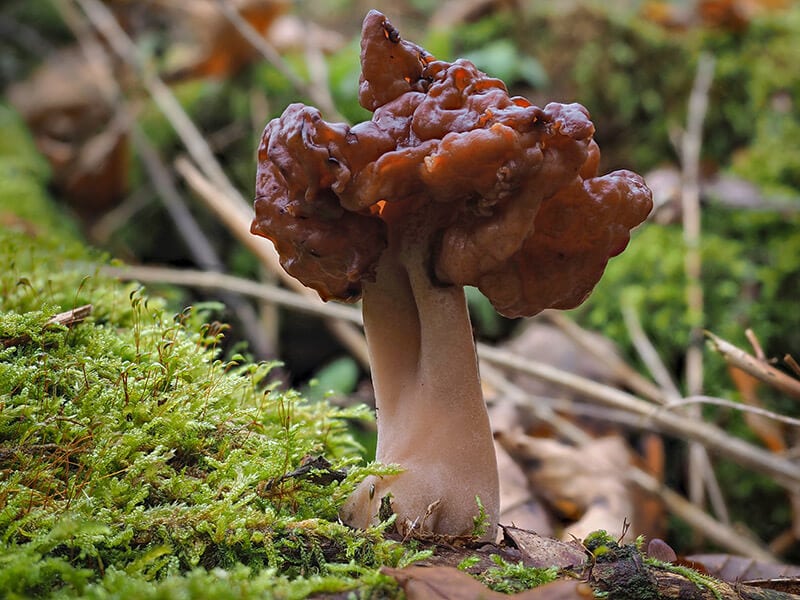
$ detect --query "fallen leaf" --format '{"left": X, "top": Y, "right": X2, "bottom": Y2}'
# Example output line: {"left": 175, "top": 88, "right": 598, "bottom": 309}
{"left": 501, "top": 526, "right": 586, "bottom": 568}
{"left": 7, "top": 48, "right": 129, "bottom": 214}
{"left": 497, "top": 431, "right": 634, "bottom": 540}
{"left": 382, "top": 565, "right": 591, "bottom": 600}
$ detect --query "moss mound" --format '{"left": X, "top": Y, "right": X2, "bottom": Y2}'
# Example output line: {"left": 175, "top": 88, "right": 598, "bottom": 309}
{"left": 0, "top": 104, "right": 420, "bottom": 599}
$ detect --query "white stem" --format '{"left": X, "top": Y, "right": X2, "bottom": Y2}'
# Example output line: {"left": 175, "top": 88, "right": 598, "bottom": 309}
{"left": 341, "top": 214, "right": 499, "bottom": 538}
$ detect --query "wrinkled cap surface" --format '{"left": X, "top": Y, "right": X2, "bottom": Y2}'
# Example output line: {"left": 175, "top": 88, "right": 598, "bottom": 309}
{"left": 251, "top": 10, "right": 653, "bottom": 312}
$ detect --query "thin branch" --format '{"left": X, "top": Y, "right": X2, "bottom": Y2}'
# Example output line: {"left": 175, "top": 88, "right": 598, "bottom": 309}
{"left": 746, "top": 328, "right": 766, "bottom": 362}
{"left": 786, "top": 354, "right": 800, "bottom": 378}
{"left": 681, "top": 52, "right": 715, "bottom": 399}
{"left": 101, "top": 264, "right": 363, "bottom": 325}
{"left": 665, "top": 396, "right": 800, "bottom": 428}
{"left": 214, "top": 0, "right": 345, "bottom": 122}
{"left": 476, "top": 344, "right": 800, "bottom": 489}
{"left": 681, "top": 52, "right": 716, "bottom": 512}
{"left": 173, "top": 157, "right": 370, "bottom": 368}
{"left": 624, "top": 298, "right": 733, "bottom": 523}
{"left": 621, "top": 301, "right": 681, "bottom": 401}
{"left": 2, "top": 305, "right": 93, "bottom": 348}
{"left": 707, "top": 331, "right": 800, "bottom": 400}
{"left": 482, "top": 364, "right": 774, "bottom": 561}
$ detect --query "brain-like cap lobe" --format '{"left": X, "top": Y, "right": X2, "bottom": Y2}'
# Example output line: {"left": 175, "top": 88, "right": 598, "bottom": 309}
{"left": 251, "top": 11, "right": 652, "bottom": 310}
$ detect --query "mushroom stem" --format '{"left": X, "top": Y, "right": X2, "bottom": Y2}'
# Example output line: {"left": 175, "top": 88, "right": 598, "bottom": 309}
{"left": 341, "top": 209, "right": 500, "bottom": 539}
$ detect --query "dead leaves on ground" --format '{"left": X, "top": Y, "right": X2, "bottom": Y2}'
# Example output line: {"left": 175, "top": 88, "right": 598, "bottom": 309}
{"left": 383, "top": 566, "right": 592, "bottom": 600}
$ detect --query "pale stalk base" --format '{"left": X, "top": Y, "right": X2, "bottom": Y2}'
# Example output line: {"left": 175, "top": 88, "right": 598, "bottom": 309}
{"left": 340, "top": 219, "right": 499, "bottom": 540}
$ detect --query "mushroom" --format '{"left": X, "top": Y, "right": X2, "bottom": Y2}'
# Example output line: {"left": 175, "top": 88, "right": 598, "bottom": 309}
{"left": 251, "top": 10, "right": 652, "bottom": 540}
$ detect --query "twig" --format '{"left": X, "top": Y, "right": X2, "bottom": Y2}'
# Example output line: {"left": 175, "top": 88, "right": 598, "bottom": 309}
{"left": 786, "top": 355, "right": 800, "bottom": 378}
{"left": 476, "top": 344, "right": 800, "bottom": 489}
{"left": 101, "top": 264, "right": 363, "bottom": 325}
{"left": 173, "top": 157, "right": 370, "bottom": 368}
{"left": 2, "top": 305, "right": 93, "bottom": 348}
{"left": 482, "top": 364, "right": 774, "bottom": 560}
{"left": 624, "top": 298, "right": 731, "bottom": 524}
{"left": 707, "top": 331, "right": 800, "bottom": 400}
{"left": 681, "top": 52, "right": 716, "bottom": 511}
{"left": 665, "top": 396, "right": 800, "bottom": 428}
{"left": 746, "top": 328, "right": 766, "bottom": 362}
{"left": 543, "top": 311, "right": 665, "bottom": 404}
{"left": 620, "top": 301, "right": 681, "bottom": 401}
{"left": 213, "top": 0, "right": 345, "bottom": 122}
{"left": 681, "top": 52, "right": 715, "bottom": 398}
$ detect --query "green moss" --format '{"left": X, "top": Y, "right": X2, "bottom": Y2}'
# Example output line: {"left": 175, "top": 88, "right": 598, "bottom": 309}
{"left": 0, "top": 105, "right": 414, "bottom": 598}
{"left": 478, "top": 555, "right": 558, "bottom": 594}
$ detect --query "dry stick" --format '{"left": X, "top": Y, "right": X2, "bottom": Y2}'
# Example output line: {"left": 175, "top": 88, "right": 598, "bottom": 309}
{"left": 476, "top": 345, "right": 800, "bottom": 489}
{"left": 543, "top": 311, "right": 665, "bottom": 405}
{"left": 707, "top": 332, "right": 800, "bottom": 400}
{"left": 622, "top": 300, "right": 731, "bottom": 525}
{"left": 681, "top": 52, "right": 716, "bottom": 511}
{"left": 666, "top": 396, "right": 800, "bottom": 428}
{"left": 480, "top": 364, "right": 775, "bottom": 561}
{"left": 174, "top": 157, "right": 371, "bottom": 368}
{"left": 131, "top": 129, "right": 278, "bottom": 361}
{"left": 214, "top": 0, "right": 345, "bottom": 123}
{"left": 786, "top": 354, "right": 800, "bottom": 378}
{"left": 745, "top": 328, "right": 767, "bottom": 362}
{"left": 74, "top": 0, "right": 369, "bottom": 368}
{"left": 102, "top": 264, "right": 364, "bottom": 326}
{"left": 96, "top": 261, "right": 800, "bottom": 490}
{"left": 56, "top": 0, "right": 276, "bottom": 361}
{"left": 2, "top": 305, "right": 93, "bottom": 348}
{"left": 620, "top": 302, "right": 681, "bottom": 401}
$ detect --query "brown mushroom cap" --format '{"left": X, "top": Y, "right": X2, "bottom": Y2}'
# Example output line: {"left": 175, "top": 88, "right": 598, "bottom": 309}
{"left": 251, "top": 10, "right": 653, "bottom": 313}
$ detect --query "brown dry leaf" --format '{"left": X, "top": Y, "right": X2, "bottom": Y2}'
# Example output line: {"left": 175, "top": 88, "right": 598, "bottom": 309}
{"left": 501, "top": 526, "right": 586, "bottom": 568}
{"left": 382, "top": 565, "right": 503, "bottom": 600}
{"left": 382, "top": 565, "right": 590, "bottom": 600}
{"left": 497, "top": 431, "right": 634, "bottom": 540}
{"left": 728, "top": 365, "right": 787, "bottom": 452}
{"left": 7, "top": 48, "right": 129, "bottom": 214}
{"left": 491, "top": 403, "right": 553, "bottom": 536}
{"left": 158, "top": 0, "right": 288, "bottom": 81}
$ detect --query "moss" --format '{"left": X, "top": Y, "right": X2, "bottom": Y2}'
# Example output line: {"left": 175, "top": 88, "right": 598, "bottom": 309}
{"left": 478, "top": 555, "right": 558, "bottom": 594}
{"left": 0, "top": 104, "right": 415, "bottom": 598}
